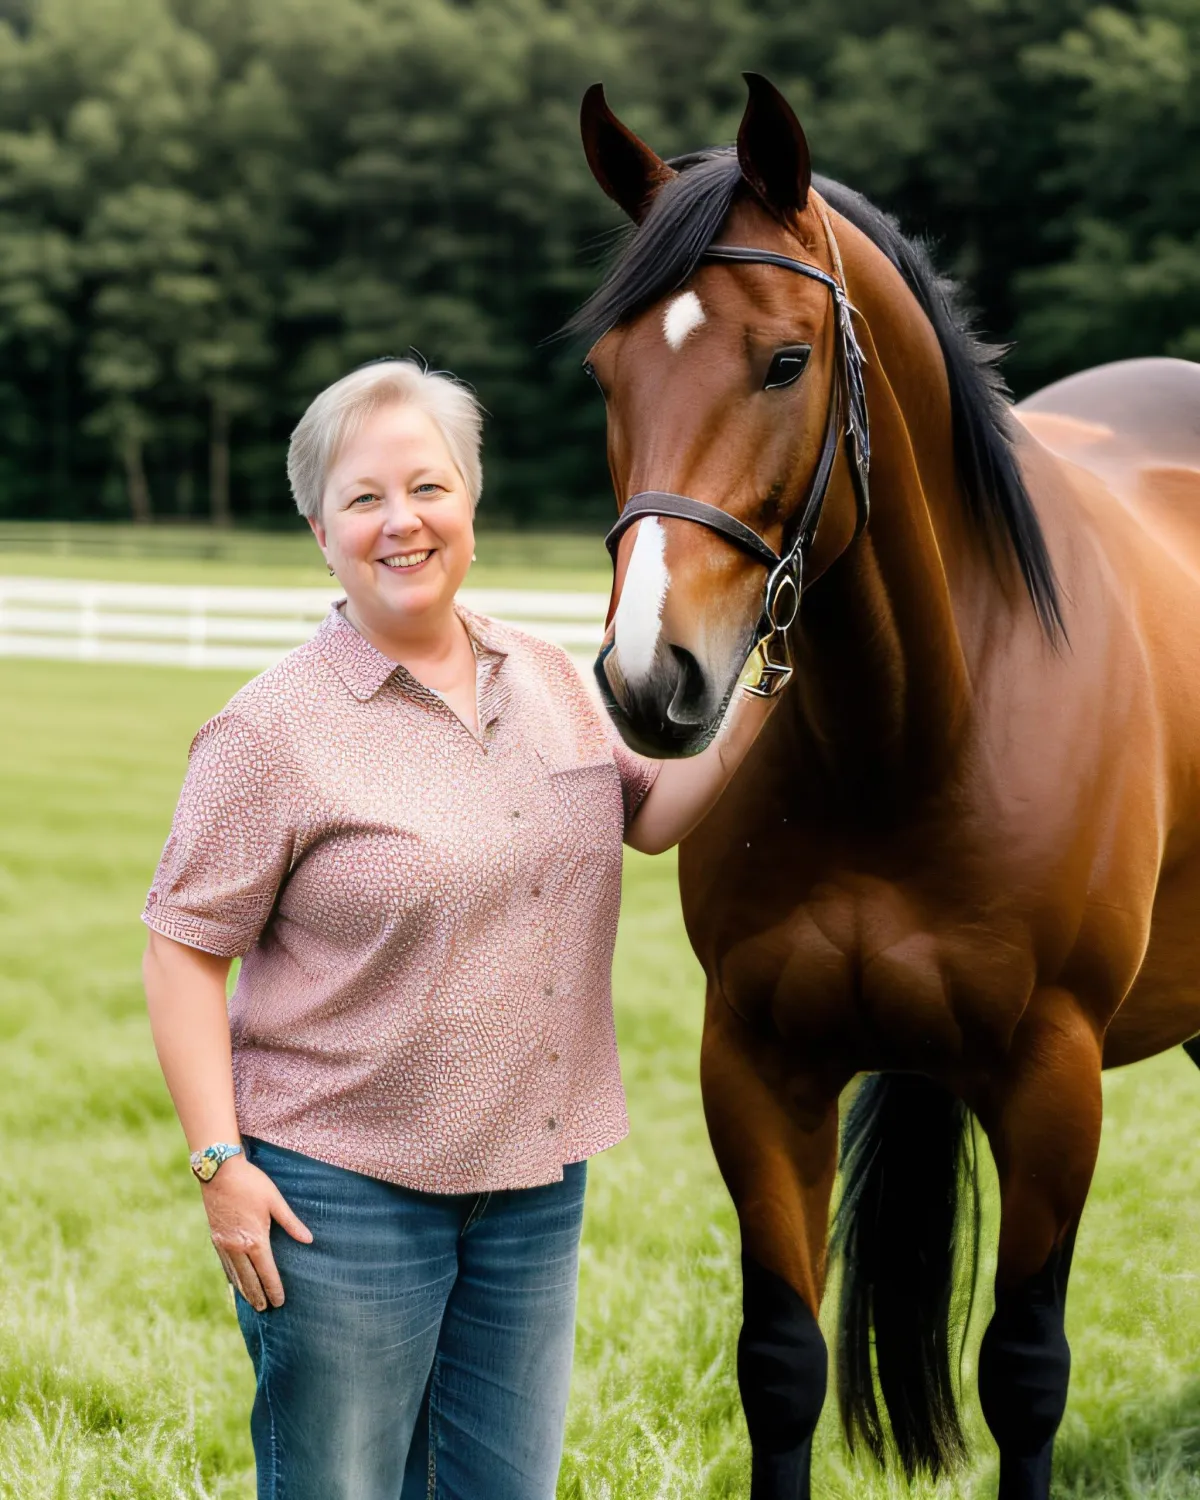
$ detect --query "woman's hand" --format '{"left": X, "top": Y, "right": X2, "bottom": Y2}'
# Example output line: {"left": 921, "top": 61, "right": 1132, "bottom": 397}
{"left": 143, "top": 931, "right": 313, "bottom": 1310}
{"left": 201, "top": 1154, "right": 313, "bottom": 1311}
{"left": 624, "top": 685, "right": 781, "bottom": 855}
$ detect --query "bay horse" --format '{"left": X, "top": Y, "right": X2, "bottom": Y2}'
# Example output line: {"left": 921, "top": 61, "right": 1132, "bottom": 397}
{"left": 572, "top": 73, "right": 1200, "bottom": 1500}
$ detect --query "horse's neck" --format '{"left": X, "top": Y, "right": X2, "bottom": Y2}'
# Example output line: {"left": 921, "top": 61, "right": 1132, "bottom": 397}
{"left": 785, "top": 272, "right": 982, "bottom": 804}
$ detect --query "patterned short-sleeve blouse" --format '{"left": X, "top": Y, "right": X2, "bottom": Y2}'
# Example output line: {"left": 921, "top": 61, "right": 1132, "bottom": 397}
{"left": 143, "top": 603, "right": 659, "bottom": 1193}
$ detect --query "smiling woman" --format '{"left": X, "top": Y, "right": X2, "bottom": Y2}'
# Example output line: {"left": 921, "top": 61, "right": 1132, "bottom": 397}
{"left": 138, "top": 356, "right": 782, "bottom": 1500}
{"left": 287, "top": 361, "right": 485, "bottom": 727}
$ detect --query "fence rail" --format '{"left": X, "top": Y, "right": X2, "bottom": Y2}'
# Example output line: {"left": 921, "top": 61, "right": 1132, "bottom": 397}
{"left": 0, "top": 576, "right": 609, "bottom": 671}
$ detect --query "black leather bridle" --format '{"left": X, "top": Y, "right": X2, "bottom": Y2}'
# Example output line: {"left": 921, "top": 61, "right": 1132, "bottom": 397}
{"left": 602, "top": 240, "right": 871, "bottom": 698}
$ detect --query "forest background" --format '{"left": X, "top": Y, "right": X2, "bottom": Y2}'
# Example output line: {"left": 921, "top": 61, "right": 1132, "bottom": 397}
{"left": 0, "top": 0, "right": 1196, "bottom": 531}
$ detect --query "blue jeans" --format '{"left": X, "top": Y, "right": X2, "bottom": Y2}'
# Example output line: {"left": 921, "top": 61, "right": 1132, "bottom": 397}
{"left": 235, "top": 1138, "right": 587, "bottom": 1500}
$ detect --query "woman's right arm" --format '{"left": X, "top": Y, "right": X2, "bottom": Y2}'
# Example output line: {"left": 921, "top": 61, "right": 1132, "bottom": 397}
{"left": 143, "top": 929, "right": 311, "bottom": 1311}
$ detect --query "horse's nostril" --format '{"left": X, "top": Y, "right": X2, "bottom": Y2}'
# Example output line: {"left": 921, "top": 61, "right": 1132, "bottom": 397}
{"left": 670, "top": 643, "right": 704, "bottom": 692}
{"left": 666, "top": 644, "right": 708, "bottom": 725}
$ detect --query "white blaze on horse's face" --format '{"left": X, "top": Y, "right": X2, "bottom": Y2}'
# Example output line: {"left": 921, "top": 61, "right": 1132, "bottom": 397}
{"left": 613, "top": 518, "right": 669, "bottom": 683}
{"left": 663, "top": 291, "right": 706, "bottom": 350}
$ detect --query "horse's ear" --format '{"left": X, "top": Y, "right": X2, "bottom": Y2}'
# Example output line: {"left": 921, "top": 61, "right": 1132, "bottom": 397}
{"left": 736, "top": 72, "right": 811, "bottom": 220}
{"left": 580, "top": 83, "right": 675, "bottom": 225}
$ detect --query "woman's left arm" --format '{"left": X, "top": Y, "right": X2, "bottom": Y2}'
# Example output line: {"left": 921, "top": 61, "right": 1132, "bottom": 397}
{"left": 624, "top": 690, "right": 780, "bottom": 855}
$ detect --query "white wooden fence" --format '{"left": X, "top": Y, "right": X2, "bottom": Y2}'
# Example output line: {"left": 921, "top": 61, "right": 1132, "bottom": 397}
{"left": 0, "top": 576, "right": 609, "bottom": 672}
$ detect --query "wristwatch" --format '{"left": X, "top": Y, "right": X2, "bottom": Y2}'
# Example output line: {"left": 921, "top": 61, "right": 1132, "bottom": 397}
{"left": 189, "top": 1142, "right": 244, "bottom": 1182}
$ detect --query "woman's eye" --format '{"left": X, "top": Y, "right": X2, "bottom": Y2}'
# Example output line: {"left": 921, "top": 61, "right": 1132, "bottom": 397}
{"left": 350, "top": 493, "right": 378, "bottom": 506}
{"left": 413, "top": 483, "right": 443, "bottom": 496}
{"left": 764, "top": 345, "right": 812, "bottom": 391}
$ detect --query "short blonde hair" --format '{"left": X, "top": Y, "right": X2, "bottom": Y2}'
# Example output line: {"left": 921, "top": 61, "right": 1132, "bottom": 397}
{"left": 287, "top": 360, "right": 484, "bottom": 519}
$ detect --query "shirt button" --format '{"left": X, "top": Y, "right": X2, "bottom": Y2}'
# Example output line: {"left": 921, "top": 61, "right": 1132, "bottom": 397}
{"left": 549, "top": 1052, "right": 559, "bottom": 1063}
{"left": 547, "top": 1117, "right": 557, "bottom": 1131}
{"left": 531, "top": 886, "right": 541, "bottom": 898}
{"left": 543, "top": 984, "right": 553, "bottom": 998}
{"left": 511, "top": 810, "right": 521, "bottom": 820}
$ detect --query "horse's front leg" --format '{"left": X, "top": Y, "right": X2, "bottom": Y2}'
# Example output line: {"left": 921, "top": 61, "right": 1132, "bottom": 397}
{"left": 975, "top": 988, "right": 1104, "bottom": 1500}
{"left": 701, "top": 988, "right": 843, "bottom": 1500}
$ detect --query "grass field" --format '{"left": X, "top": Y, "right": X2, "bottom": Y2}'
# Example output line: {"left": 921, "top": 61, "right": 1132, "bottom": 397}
{"left": 2, "top": 647, "right": 1200, "bottom": 1497}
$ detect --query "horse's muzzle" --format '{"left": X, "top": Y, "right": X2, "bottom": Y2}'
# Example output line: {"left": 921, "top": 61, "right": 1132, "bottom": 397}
{"left": 594, "top": 636, "right": 728, "bottom": 759}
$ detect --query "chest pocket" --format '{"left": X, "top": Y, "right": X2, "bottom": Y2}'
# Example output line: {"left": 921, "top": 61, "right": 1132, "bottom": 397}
{"left": 534, "top": 739, "right": 624, "bottom": 836}
{"left": 532, "top": 710, "right": 612, "bottom": 772}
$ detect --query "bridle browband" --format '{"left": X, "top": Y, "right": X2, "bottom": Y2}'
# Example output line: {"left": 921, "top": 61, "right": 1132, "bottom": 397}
{"left": 602, "top": 233, "right": 871, "bottom": 699}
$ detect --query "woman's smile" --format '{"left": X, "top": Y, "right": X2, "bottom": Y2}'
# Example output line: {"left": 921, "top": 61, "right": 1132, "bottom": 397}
{"left": 378, "top": 548, "right": 434, "bottom": 573}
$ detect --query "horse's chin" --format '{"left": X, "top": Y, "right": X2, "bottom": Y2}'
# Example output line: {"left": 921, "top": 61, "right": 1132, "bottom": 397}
{"left": 600, "top": 698, "right": 725, "bottom": 760}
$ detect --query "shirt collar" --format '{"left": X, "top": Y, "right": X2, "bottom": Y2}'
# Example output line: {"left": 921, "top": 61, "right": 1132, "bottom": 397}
{"left": 316, "top": 600, "right": 508, "bottom": 703}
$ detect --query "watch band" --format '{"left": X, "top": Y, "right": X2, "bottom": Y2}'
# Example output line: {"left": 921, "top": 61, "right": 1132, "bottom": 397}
{"left": 189, "top": 1141, "right": 244, "bottom": 1183}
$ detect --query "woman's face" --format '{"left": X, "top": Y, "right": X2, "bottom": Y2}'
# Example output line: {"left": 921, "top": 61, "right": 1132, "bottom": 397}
{"left": 310, "top": 402, "right": 475, "bottom": 635}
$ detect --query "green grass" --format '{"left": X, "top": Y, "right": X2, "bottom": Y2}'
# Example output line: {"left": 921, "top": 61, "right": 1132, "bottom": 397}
{"left": 1, "top": 651, "right": 1199, "bottom": 1497}
{"left": 0, "top": 522, "right": 613, "bottom": 593}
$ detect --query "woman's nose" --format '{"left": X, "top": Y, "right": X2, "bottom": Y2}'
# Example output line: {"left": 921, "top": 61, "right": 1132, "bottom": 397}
{"left": 380, "top": 494, "right": 422, "bottom": 533}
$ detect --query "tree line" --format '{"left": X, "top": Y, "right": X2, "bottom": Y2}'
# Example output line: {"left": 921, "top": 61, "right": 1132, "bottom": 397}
{"left": 0, "top": 0, "right": 1195, "bottom": 528}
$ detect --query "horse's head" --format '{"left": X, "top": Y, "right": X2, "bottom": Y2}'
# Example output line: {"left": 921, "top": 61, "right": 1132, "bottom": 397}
{"left": 577, "top": 74, "right": 869, "bottom": 758}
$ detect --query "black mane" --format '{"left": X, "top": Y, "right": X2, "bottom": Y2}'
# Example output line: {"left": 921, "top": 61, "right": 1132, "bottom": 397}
{"left": 569, "top": 150, "right": 1064, "bottom": 640}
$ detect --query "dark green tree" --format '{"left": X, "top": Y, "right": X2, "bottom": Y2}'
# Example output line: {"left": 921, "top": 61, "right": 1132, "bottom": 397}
{"left": 0, "top": 0, "right": 1192, "bottom": 528}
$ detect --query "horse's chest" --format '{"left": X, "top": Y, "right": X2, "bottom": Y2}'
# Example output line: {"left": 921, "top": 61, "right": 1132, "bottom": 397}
{"left": 689, "top": 868, "right": 1035, "bottom": 1072}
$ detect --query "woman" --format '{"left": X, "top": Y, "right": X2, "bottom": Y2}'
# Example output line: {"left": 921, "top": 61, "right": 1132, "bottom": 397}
{"left": 142, "top": 359, "right": 775, "bottom": 1500}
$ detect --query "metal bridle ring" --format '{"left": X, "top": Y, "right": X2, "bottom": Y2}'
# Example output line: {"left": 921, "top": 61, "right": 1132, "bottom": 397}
{"left": 767, "top": 569, "right": 801, "bottom": 633}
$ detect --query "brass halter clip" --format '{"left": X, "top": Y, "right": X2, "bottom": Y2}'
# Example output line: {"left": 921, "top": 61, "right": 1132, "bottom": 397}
{"left": 743, "top": 554, "right": 803, "bottom": 698}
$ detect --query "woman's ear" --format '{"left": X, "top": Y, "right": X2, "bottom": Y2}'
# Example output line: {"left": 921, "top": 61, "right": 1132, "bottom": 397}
{"left": 580, "top": 83, "right": 676, "bottom": 225}
{"left": 736, "top": 72, "right": 812, "bottom": 222}
{"left": 306, "top": 512, "right": 328, "bottom": 552}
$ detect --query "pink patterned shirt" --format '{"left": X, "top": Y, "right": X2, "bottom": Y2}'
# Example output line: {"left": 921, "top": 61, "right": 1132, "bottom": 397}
{"left": 143, "top": 603, "right": 659, "bottom": 1193}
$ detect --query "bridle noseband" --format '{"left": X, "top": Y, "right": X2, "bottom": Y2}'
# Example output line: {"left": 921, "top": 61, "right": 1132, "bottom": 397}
{"left": 602, "top": 236, "right": 871, "bottom": 699}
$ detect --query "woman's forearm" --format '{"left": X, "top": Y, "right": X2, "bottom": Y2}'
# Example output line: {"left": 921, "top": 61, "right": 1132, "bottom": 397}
{"left": 143, "top": 930, "right": 240, "bottom": 1150}
{"left": 625, "top": 688, "right": 779, "bottom": 855}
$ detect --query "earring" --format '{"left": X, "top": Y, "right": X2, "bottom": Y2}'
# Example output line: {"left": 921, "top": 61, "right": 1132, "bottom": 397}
{"left": 327, "top": 564, "right": 336, "bottom": 576}
{"left": 471, "top": 553, "right": 477, "bottom": 562}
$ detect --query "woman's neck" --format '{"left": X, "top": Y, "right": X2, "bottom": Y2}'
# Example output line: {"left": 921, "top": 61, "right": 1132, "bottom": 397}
{"left": 345, "top": 594, "right": 465, "bottom": 672}
{"left": 344, "top": 595, "right": 480, "bottom": 734}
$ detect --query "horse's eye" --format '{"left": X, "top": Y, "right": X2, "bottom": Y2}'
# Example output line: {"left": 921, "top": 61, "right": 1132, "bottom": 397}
{"left": 764, "top": 345, "right": 811, "bottom": 391}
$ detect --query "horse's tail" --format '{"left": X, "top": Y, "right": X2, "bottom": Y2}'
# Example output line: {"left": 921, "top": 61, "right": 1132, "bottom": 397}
{"left": 832, "top": 1073, "right": 980, "bottom": 1479}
